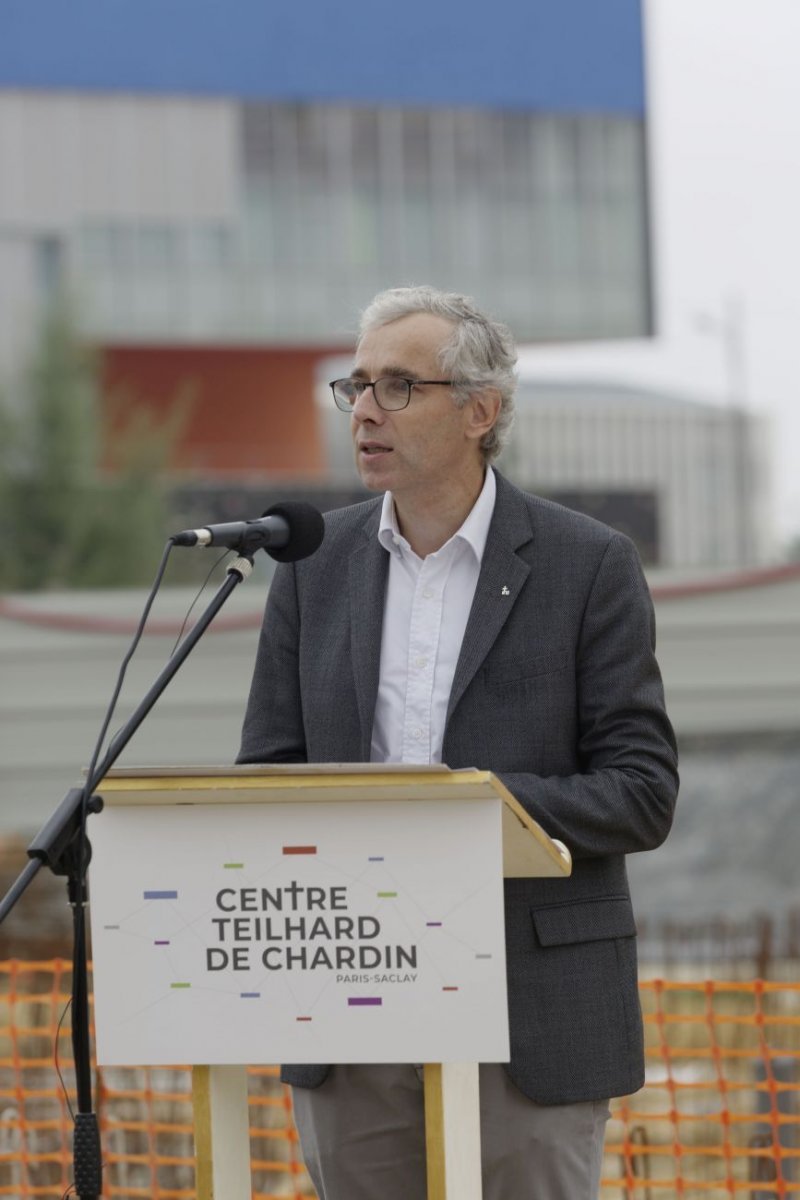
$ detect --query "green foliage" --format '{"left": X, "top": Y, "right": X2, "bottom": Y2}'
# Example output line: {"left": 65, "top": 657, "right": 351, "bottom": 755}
{"left": 0, "top": 300, "right": 187, "bottom": 590}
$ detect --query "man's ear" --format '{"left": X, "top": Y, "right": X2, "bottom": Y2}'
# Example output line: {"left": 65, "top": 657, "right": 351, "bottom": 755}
{"left": 465, "top": 388, "right": 502, "bottom": 442}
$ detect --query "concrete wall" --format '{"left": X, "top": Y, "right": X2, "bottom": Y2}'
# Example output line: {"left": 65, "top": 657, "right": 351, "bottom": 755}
{"left": 2, "top": 566, "right": 799, "bottom": 836}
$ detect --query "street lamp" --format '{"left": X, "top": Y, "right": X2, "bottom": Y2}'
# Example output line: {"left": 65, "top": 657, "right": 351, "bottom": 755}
{"left": 693, "top": 292, "right": 753, "bottom": 566}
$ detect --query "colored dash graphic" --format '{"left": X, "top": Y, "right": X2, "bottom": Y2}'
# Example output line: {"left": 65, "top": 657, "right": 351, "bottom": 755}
{"left": 296, "top": 1017, "right": 313, "bottom": 1022}
{"left": 240, "top": 992, "right": 261, "bottom": 999}
{"left": 368, "top": 856, "right": 384, "bottom": 861}
{"left": 144, "top": 890, "right": 178, "bottom": 900}
{"left": 154, "top": 940, "right": 170, "bottom": 946}
{"left": 442, "top": 987, "right": 459, "bottom": 992}
{"left": 426, "top": 922, "right": 442, "bottom": 927}
{"left": 283, "top": 846, "right": 317, "bottom": 855}
{"left": 348, "top": 997, "right": 382, "bottom": 1007}
{"left": 171, "top": 983, "right": 191, "bottom": 990}
{"left": 224, "top": 863, "right": 244, "bottom": 869}
{"left": 377, "top": 891, "right": 397, "bottom": 898}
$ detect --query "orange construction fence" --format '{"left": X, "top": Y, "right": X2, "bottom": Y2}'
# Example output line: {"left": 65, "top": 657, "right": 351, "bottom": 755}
{"left": 1, "top": 962, "right": 799, "bottom": 1198}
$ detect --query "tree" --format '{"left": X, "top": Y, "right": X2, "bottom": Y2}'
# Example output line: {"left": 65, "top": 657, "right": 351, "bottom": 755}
{"left": 0, "top": 299, "right": 187, "bottom": 590}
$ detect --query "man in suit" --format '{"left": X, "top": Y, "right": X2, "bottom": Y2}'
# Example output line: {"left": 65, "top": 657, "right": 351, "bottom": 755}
{"left": 238, "top": 285, "right": 678, "bottom": 1200}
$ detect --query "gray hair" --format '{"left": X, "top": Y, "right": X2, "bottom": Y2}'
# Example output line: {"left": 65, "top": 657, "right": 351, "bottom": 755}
{"left": 358, "top": 285, "right": 517, "bottom": 462}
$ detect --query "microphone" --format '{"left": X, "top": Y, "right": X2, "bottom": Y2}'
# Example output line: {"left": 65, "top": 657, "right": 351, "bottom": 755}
{"left": 172, "top": 501, "right": 324, "bottom": 562}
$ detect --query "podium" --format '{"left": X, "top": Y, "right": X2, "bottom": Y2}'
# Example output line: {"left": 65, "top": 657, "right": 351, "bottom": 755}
{"left": 90, "top": 764, "right": 571, "bottom": 1199}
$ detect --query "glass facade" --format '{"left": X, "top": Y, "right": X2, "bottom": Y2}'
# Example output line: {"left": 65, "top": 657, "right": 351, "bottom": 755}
{"left": 1, "top": 1, "right": 651, "bottom": 348}
{"left": 69, "top": 101, "right": 651, "bottom": 345}
{"left": 239, "top": 103, "right": 652, "bottom": 342}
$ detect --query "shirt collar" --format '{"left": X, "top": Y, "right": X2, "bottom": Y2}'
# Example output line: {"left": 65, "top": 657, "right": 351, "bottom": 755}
{"left": 377, "top": 467, "right": 497, "bottom": 563}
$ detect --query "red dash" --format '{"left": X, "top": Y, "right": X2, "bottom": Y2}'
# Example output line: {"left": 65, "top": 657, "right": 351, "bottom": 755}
{"left": 283, "top": 846, "right": 317, "bottom": 855}
{"left": 296, "top": 1017, "right": 313, "bottom": 1022}
{"left": 442, "top": 987, "right": 459, "bottom": 992}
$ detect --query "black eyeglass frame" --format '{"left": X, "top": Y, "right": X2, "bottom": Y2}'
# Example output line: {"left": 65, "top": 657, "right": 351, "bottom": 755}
{"left": 329, "top": 376, "right": 455, "bottom": 412}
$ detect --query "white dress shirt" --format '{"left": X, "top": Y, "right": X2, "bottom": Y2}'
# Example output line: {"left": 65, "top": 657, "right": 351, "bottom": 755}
{"left": 370, "top": 468, "right": 497, "bottom": 764}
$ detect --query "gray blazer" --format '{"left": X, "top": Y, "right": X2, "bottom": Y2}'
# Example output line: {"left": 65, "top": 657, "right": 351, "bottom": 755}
{"left": 238, "top": 473, "right": 678, "bottom": 1105}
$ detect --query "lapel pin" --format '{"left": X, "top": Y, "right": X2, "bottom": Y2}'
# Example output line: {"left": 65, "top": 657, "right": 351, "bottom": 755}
{"left": 501, "top": 586, "right": 510, "bottom": 596}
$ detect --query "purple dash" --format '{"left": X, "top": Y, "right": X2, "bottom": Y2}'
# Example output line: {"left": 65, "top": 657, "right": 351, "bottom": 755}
{"left": 154, "top": 940, "right": 170, "bottom": 946}
{"left": 348, "top": 997, "right": 382, "bottom": 1007}
{"left": 240, "top": 992, "right": 261, "bottom": 999}
{"left": 144, "top": 890, "right": 178, "bottom": 900}
{"left": 368, "top": 856, "right": 384, "bottom": 861}
{"left": 426, "top": 922, "right": 443, "bottom": 927}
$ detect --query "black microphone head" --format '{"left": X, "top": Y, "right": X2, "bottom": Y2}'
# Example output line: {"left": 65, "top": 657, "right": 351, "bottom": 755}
{"left": 262, "top": 501, "right": 325, "bottom": 562}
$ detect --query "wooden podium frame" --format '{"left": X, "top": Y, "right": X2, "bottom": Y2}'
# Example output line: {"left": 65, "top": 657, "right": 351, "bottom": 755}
{"left": 96, "top": 764, "right": 571, "bottom": 1200}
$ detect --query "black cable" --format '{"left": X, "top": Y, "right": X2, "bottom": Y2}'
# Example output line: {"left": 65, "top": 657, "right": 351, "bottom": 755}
{"left": 84, "top": 538, "right": 177, "bottom": 781}
{"left": 54, "top": 996, "right": 75, "bottom": 1121}
{"left": 168, "top": 548, "right": 232, "bottom": 658}
{"left": 102, "top": 546, "right": 233, "bottom": 753}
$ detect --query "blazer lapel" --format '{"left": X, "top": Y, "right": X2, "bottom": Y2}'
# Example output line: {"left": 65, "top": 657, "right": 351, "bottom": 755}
{"left": 447, "top": 476, "right": 533, "bottom": 721}
{"left": 348, "top": 506, "right": 389, "bottom": 759}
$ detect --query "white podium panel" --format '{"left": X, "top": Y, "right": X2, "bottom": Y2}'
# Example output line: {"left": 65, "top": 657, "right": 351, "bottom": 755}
{"left": 89, "top": 797, "right": 509, "bottom": 1066}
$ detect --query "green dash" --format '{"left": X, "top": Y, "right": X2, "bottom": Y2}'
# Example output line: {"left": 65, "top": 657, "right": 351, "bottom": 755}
{"left": 377, "top": 891, "right": 398, "bottom": 898}
{"left": 223, "top": 863, "right": 244, "bottom": 869}
{"left": 170, "top": 983, "right": 191, "bottom": 989}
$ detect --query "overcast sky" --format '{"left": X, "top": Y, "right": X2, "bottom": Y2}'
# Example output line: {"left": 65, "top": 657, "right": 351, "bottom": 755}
{"left": 519, "top": 0, "right": 800, "bottom": 551}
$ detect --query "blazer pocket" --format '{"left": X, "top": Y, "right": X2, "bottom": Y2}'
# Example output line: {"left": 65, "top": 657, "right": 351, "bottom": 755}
{"left": 531, "top": 897, "right": 637, "bottom": 947}
{"left": 486, "top": 647, "right": 569, "bottom": 691}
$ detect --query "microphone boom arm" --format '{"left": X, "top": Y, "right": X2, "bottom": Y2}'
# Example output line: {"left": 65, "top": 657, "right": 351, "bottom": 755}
{"left": 0, "top": 552, "right": 255, "bottom": 1200}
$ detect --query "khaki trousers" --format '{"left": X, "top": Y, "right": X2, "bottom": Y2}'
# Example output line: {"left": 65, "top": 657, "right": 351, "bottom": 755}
{"left": 291, "top": 1063, "right": 610, "bottom": 1200}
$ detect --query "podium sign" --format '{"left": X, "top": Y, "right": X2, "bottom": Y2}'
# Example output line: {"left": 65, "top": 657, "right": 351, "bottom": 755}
{"left": 89, "top": 796, "right": 509, "bottom": 1066}
{"left": 89, "top": 766, "right": 570, "bottom": 1200}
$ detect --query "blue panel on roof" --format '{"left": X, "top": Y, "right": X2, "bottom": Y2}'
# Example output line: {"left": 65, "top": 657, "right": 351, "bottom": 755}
{"left": 0, "top": 0, "right": 645, "bottom": 113}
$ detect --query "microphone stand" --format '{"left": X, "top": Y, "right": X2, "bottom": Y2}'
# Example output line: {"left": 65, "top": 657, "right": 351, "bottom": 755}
{"left": 0, "top": 553, "right": 256, "bottom": 1199}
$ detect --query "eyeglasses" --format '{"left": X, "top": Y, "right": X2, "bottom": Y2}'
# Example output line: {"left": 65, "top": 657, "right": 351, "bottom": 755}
{"left": 330, "top": 376, "right": 455, "bottom": 412}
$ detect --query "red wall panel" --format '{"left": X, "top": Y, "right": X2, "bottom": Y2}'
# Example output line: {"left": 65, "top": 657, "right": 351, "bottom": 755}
{"left": 102, "top": 345, "right": 331, "bottom": 476}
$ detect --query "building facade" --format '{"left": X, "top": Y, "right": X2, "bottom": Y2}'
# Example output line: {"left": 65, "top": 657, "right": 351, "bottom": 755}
{"left": 0, "top": 0, "right": 653, "bottom": 476}
{"left": 504, "top": 380, "right": 772, "bottom": 567}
